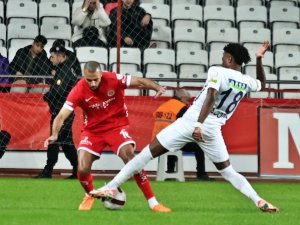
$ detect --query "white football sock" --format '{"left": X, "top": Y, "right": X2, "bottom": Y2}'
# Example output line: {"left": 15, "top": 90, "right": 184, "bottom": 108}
{"left": 219, "top": 165, "right": 261, "bottom": 206}
{"left": 106, "top": 145, "right": 153, "bottom": 189}
{"left": 148, "top": 197, "right": 159, "bottom": 209}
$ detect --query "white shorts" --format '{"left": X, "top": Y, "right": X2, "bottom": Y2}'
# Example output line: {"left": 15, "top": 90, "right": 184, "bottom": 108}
{"left": 156, "top": 117, "right": 229, "bottom": 163}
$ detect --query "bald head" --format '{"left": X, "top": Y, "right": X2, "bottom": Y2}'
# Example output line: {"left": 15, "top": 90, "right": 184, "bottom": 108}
{"left": 175, "top": 88, "right": 191, "bottom": 105}
{"left": 84, "top": 61, "right": 102, "bottom": 73}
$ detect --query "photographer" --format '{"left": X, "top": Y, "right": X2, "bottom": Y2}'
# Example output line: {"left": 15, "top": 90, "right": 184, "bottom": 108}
{"left": 72, "top": 0, "right": 111, "bottom": 49}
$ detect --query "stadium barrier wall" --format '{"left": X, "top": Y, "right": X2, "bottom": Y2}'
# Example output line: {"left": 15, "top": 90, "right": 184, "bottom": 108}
{"left": 0, "top": 94, "right": 299, "bottom": 173}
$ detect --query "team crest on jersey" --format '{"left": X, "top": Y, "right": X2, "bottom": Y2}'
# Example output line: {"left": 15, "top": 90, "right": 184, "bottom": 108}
{"left": 107, "top": 90, "right": 115, "bottom": 97}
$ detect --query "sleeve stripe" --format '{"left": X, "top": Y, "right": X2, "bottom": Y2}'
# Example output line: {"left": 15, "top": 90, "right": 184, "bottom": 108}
{"left": 63, "top": 103, "right": 74, "bottom": 111}
{"left": 126, "top": 75, "right": 132, "bottom": 87}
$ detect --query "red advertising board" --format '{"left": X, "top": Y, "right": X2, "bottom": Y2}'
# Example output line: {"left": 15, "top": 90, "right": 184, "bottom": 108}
{"left": 259, "top": 107, "right": 300, "bottom": 178}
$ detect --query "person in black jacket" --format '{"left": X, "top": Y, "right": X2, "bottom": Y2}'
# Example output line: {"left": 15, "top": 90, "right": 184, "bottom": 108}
{"left": 0, "top": 122, "right": 11, "bottom": 159}
{"left": 107, "top": 0, "right": 153, "bottom": 50}
{"left": 51, "top": 39, "right": 82, "bottom": 78}
{"left": 36, "top": 46, "right": 78, "bottom": 179}
{"left": 9, "top": 35, "right": 52, "bottom": 93}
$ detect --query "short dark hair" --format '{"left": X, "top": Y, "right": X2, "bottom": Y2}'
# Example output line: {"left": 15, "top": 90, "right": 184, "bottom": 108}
{"left": 52, "top": 39, "right": 65, "bottom": 48}
{"left": 84, "top": 61, "right": 101, "bottom": 73}
{"left": 34, "top": 35, "right": 47, "bottom": 45}
{"left": 223, "top": 43, "right": 251, "bottom": 65}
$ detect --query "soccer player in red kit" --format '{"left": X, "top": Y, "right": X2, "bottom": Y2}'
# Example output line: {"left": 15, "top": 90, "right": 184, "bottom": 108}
{"left": 44, "top": 61, "right": 171, "bottom": 212}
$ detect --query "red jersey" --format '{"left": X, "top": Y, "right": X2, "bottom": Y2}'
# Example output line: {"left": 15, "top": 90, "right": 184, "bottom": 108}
{"left": 64, "top": 71, "right": 131, "bottom": 133}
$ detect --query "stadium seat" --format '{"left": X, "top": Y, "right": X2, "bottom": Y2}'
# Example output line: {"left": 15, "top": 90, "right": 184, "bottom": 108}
{"left": 179, "top": 72, "right": 207, "bottom": 81}
{"left": 176, "top": 49, "right": 208, "bottom": 77}
{"left": 244, "top": 51, "right": 274, "bottom": 77}
{"left": 145, "top": 71, "right": 177, "bottom": 79}
{"left": 236, "top": 0, "right": 264, "bottom": 6}
{"left": 72, "top": 2, "right": 82, "bottom": 14}
{"left": 275, "top": 51, "right": 300, "bottom": 76}
{"left": 140, "top": 0, "right": 166, "bottom": 4}
{"left": 173, "top": 27, "right": 205, "bottom": 51}
{"left": 156, "top": 151, "right": 185, "bottom": 182}
{"left": 172, "top": 0, "right": 199, "bottom": 4}
{"left": 6, "top": 0, "right": 38, "bottom": 24}
{"left": 8, "top": 46, "right": 19, "bottom": 62}
{"left": 206, "top": 27, "right": 238, "bottom": 51}
{"left": 39, "top": 2, "right": 70, "bottom": 25}
{"left": 0, "top": 24, "right": 6, "bottom": 47}
{"left": 7, "top": 23, "right": 38, "bottom": 48}
{"left": 0, "top": 46, "right": 7, "bottom": 58}
{"left": 249, "top": 83, "right": 278, "bottom": 98}
{"left": 143, "top": 48, "right": 175, "bottom": 73}
{"left": 204, "top": 0, "right": 232, "bottom": 5}
{"left": 149, "top": 81, "right": 177, "bottom": 97}
{"left": 40, "top": 24, "right": 72, "bottom": 46}
{"left": 269, "top": 6, "right": 300, "bottom": 31}
{"left": 272, "top": 28, "right": 300, "bottom": 53}
{"left": 269, "top": 0, "right": 297, "bottom": 6}
{"left": 236, "top": 6, "right": 267, "bottom": 29}
{"left": 171, "top": 4, "right": 203, "bottom": 29}
{"left": 0, "top": 1, "right": 4, "bottom": 23}
{"left": 239, "top": 28, "right": 271, "bottom": 48}
{"left": 76, "top": 47, "right": 108, "bottom": 71}
{"left": 151, "top": 26, "right": 172, "bottom": 49}
{"left": 204, "top": 5, "right": 235, "bottom": 29}
{"left": 279, "top": 84, "right": 300, "bottom": 99}
{"left": 209, "top": 50, "right": 223, "bottom": 67}
{"left": 109, "top": 47, "right": 141, "bottom": 73}
{"left": 140, "top": 3, "right": 170, "bottom": 27}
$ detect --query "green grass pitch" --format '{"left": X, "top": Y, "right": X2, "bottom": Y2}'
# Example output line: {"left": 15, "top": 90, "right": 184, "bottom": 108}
{"left": 0, "top": 178, "right": 299, "bottom": 225}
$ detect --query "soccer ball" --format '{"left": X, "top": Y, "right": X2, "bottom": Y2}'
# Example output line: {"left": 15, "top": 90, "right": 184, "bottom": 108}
{"left": 102, "top": 187, "right": 126, "bottom": 210}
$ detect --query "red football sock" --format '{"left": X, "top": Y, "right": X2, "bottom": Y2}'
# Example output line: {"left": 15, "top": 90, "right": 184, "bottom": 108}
{"left": 133, "top": 169, "right": 154, "bottom": 200}
{"left": 77, "top": 172, "right": 94, "bottom": 194}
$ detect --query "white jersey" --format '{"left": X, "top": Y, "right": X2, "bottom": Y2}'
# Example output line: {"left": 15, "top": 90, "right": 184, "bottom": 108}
{"left": 183, "top": 66, "right": 262, "bottom": 127}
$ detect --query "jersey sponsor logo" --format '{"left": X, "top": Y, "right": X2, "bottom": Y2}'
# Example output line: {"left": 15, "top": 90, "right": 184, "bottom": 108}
{"left": 210, "top": 108, "right": 228, "bottom": 119}
{"left": 107, "top": 90, "right": 115, "bottom": 97}
{"left": 228, "top": 78, "right": 247, "bottom": 91}
{"left": 80, "top": 136, "right": 92, "bottom": 146}
{"left": 120, "top": 129, "right": 132, "bottom": 139}
{"left": 85, "top": 97, "right": 93, "bottom": 102}
{"left": 88, "top": 97, "right": 116, "bottom": 109}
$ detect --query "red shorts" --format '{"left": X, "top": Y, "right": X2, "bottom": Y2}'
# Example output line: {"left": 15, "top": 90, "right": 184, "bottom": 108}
{"left": 78, "top": 126, "right": 135, "bottom": 157}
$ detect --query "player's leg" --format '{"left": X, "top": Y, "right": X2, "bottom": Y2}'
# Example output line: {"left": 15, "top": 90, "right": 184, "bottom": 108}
{"left": 90, "top": 118, "right": 192, "bottom": 200}
{"left": 201, "top": 128, "right": 279, "bottom": 212}
{"left": 77, "top": 132, "right": 105, "bottom": 210}
{"left": 77, "top": 149, "right": 98, "bottom": 210}
{"left": 216, "top": 161, "right": 279, "bottom": 212}
{"left": 118, "top": 143, "right": 170, "bottom": 212}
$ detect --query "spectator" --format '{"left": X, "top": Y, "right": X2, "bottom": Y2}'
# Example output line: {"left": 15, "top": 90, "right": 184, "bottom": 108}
{"left": 107, "top": 0, "right": 153, "bottom": 50}
{"left": 0, "top": 121, "right": 11, "bottom": 159}
{"left": 9, "top": 35, "right": 51, "bottom": 93}
{"left": 36, "top": 46, "right": 78, "bottom": 179}
{"left": 52, "top": 39, "right": 82, "bottom": 78}
{"left": 72, "top": 0, "right": 111, "bottom": 49}
{"left": 0, "top": 53, "right": 11, "bottom": 92}
{"left": 152, "top": 88, "right": 213, "bottom": 181}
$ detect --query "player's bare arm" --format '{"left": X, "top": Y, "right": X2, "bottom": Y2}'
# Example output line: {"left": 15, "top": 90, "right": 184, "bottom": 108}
{"left": 44, "top": 107, "right": 72, "bottom": 148}
{"left": 255, "top": 41, "right": 270, "bottom": 89}
{"left": 193, "top": 88, "right": 217, "bottom": 142}
{"left": 130, "top": 76, "right": 166, "bottom": 98}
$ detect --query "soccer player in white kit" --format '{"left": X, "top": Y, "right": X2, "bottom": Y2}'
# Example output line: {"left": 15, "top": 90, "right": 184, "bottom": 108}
{"left": 91, "top": 41, "right": 279, "bottom": 212}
